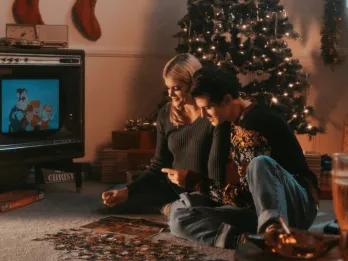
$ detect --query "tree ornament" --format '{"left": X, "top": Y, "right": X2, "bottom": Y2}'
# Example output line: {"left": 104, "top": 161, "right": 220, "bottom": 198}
{"left": 274, "top": 12, "right": 278, "bottom": 37}
{"left": 237, "top": 33, "right": 248, "bottom": 44}
{"left": 221, "top": 32, "right": 232, "bottom": 43}
{"left": 255, "top": 0, "right": 259, "bottom": 21}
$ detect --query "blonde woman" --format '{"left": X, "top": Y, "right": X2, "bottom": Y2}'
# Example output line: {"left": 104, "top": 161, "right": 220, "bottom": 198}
{"left": 102, "top": 54, "right": 229, "bottom": 213}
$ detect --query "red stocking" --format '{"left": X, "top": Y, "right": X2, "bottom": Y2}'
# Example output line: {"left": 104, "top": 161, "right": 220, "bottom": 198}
{"left": 12, "top": 0, "right": 44, "bottom": 24}
{"left": 72, "top": 0, "right": 101, "bottom": 41}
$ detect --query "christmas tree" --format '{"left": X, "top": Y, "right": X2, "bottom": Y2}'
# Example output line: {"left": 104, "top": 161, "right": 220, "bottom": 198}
{"left": 175, "top": 0, "right": 322, "bottom": 135}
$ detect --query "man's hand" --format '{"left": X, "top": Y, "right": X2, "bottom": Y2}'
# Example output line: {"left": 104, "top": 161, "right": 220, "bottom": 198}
{"left": 101, "top": 187, "right": 128, "bottom": 207}
{"left": 161, "top": 168, "right": 189, "bottom": 188}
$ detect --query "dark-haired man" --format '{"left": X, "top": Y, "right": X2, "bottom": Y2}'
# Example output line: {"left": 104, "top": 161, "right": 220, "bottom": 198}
{"left": 168, "top": 65, "right": 319, "bottom": 249}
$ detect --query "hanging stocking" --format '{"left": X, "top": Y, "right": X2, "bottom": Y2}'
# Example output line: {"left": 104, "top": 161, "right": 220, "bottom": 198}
{"left": 12, "top": 0, "right": 44, "bottom": 24}
{"left": 72, "top": 0, "right": 101, "bottom": 41}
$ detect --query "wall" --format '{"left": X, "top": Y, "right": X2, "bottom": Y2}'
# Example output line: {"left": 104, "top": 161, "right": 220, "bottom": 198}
{"left": 0, "top": 0, "right": 186, "bottom": 162}
{"left": 0, "top": 0, "right": 347, "bottom": 162}
{"left": 283, "top": 0, "right": 348, "bottom": 153}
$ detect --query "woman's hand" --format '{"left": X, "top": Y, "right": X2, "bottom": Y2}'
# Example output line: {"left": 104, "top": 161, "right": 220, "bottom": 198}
{"left": 101, "top": 187, "right": 129, "bottom": 207}
{"left": 161, "top": 168, "right": 189, "bottom": 188}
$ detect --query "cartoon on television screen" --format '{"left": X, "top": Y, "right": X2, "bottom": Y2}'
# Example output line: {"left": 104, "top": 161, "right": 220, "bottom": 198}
{"left": 1, "top": 79, "right": 59, "bottom": 133}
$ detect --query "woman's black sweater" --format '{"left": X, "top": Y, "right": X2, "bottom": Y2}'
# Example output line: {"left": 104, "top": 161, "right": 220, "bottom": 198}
{"left": 127, "top": 103, "right": 229, "bottom": 195}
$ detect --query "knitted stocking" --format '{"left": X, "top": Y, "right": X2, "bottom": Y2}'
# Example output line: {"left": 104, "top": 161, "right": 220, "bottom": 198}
{"left": 12, "top": 0, "right": 44, "bottom": 24}
{"left": 72, "top": 0, "right": 101, "bottom": 41}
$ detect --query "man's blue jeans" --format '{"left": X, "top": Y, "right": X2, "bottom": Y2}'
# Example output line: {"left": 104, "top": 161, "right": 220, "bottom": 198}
{"left": 168, "top": 156, "right": 318, "bottom": 248}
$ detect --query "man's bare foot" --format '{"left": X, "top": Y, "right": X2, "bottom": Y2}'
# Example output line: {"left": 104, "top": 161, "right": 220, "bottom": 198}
{"left": 102, "top": 187, "right": 128, "bottom": 207}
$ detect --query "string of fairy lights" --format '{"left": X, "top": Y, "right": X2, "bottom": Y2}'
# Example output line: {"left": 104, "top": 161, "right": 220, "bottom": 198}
{"left": 175, "top": 0, "right": 323, "bottom": 135}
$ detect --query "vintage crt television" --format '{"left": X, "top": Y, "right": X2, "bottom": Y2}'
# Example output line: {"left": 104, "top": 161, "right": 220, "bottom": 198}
{"left": 0, "top": 48, "right": 84, "bottom": 166}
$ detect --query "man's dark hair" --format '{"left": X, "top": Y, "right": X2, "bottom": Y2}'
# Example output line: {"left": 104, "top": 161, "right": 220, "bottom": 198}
{"left": 191, "top": 63, "right": 241, "bottom": 104}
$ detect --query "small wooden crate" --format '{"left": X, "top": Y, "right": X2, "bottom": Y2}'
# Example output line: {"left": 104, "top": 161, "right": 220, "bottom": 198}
{"left": 112, "top": 130, "right": 156, "bottom": 150}
{"left": 98, "top": 148, "right": 154, "bottom": 183}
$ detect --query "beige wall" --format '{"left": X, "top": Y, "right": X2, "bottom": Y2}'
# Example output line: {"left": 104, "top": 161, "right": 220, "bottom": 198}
{"left": 0, "top": 0, "right": 186, "bottom": 161}
{"left": 283, "top": 0, "right": 348, "bottom": 153}
{"left": 84, "top": 54, "right": 170, "bottom": 161}
{"left": 0, "top": 0, "right": 347, "bottom": 162}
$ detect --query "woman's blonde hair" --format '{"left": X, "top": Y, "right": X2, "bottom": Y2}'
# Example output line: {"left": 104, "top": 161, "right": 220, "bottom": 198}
{"left": 163, "top": 53, "right": 202, "bottom": 126}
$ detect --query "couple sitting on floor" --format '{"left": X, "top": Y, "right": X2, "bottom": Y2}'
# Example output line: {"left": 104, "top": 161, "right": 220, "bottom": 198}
{"left": 101, "top": 53, "right": 319, "bottom": 249}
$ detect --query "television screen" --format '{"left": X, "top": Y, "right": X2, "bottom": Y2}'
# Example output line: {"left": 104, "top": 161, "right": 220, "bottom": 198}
{"left": 1, "top": 79, "right": 60, "bottom": 134}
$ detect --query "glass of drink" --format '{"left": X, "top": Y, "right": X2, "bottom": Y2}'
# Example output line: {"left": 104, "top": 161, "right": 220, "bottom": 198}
{"left": 332, "top": 153, "right": 348, "bottom": 260}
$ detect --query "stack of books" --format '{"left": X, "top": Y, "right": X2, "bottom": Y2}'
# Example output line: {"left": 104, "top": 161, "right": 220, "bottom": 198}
{"left": 0, "top": 190, "right": 44, "bottom": 212}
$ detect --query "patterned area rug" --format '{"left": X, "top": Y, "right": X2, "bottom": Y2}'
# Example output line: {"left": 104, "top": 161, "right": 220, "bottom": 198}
{"left": 34, "top": 216, "right": 225, "bottom": 261}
